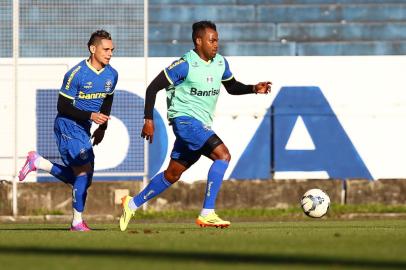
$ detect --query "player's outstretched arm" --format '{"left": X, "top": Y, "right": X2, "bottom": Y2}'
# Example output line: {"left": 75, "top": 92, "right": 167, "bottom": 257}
{"left": 222, "top": 78, "right": 272, "bottom": 95}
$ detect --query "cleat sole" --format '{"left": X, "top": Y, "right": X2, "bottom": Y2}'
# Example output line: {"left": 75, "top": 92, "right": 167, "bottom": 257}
{"left": 196, "top": 219, "right": 230, "bottom": 228}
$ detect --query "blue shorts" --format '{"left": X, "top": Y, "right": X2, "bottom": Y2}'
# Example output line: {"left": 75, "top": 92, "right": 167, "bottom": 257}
{"left": 54, "top": 116, "right": 94, "bottom": 167}
{"left": 170, "top": 116, "right": 215, "bottom": 167}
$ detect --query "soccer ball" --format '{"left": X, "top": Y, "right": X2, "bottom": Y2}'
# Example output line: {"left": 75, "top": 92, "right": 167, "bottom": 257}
{"left": 300, "top": 189, "right": 330, "bottom": 218}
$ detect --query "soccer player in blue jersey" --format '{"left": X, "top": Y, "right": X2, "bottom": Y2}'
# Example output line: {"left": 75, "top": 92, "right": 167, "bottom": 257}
{"left": 19, "top": 30, "right": 118, "bottom": 231}
{"left": 119, "top": 21, "right": 271, "bottom": 231}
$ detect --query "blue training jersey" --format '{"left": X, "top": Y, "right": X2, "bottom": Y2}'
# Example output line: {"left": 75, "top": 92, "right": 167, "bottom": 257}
{"left": 59, "top": 59, "right": 118, "bottom": 128}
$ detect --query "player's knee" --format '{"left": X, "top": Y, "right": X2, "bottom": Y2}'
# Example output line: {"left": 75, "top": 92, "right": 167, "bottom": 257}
{"left": 164, "top": 170, "right": 182, "bottom": 184}
{"left": 217, "top": 151, "right": 231, "bottom": 162}
{"left": 225, "top": 151, "right": 231, "bottom": 162}
{"left": 72, "top": 162, "right": 93, "bottom": 176}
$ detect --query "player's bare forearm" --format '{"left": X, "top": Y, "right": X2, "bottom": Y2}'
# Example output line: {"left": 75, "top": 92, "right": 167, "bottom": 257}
{"left": 141, "top": 119, "right": 155, "bottom": 144}
{"left": 254, "top": 81, "right": 272, "bottom": 94}
{"left": 91, "top": 112, "right": 110, "bottom": 124}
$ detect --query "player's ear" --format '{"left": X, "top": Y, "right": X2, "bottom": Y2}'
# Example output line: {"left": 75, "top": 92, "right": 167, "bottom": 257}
{"left": 90, "top": 45, "right": 96, "bottom": 54}
{"left": 196, "top": 37, "right": 202, "bottom": 47}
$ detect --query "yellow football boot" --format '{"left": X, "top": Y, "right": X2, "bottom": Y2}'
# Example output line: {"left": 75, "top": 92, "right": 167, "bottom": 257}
{"left": 119, "top": 195, "right": 135, "bottom": 231}
{"left": 196, "top": 212, "right": 231, "bottom": 228}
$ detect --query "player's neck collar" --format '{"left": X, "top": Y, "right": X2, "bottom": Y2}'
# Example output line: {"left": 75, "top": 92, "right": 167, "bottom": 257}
{"left": 191, "top": 49, "right": 213, "bottom": 65}
{"left": 86, "top": 59, "right": 105, "bottom": 75}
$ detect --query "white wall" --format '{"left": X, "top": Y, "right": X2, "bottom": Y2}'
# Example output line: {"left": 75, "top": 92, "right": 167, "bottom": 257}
{"left": 1, "top": 56, "right": 405, "bottom": 181}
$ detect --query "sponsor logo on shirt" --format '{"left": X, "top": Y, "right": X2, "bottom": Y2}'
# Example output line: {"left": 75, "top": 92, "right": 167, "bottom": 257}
{"left": 190, "top": 87, "right": 220, "bottom": 96}
{"left": 78, "top": 91, "right": 107, "bottom": 99}
{"left": 191, "top": 61, "right": 199, "bottom": 67}
{"left": 84, "top": 82, "right": 93, "bottom": 89}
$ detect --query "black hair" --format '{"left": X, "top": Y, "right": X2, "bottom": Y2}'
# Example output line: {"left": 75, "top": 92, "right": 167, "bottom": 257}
{"left": 87, "top": 30, "right": 112, "bottom": 53}
{"left": 192, "top": 21, "right": 217, "bottom": 45}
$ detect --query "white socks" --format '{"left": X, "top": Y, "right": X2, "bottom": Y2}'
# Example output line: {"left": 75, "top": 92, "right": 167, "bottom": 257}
{"left": 35, "top": 156, "right": 53, "bottom": 173}
{"left": 128, "top": 198, "right": 138, "bottom": 211}
{"left": 72, "top": 208, "right": 83, "bottom": 226}
{"left": 200, "top": 208, "right": 215, "bottom": 217}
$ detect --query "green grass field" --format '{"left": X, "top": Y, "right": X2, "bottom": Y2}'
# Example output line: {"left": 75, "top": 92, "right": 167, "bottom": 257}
{"left": 1, "top": 219, "right": 406, "bottom": 270}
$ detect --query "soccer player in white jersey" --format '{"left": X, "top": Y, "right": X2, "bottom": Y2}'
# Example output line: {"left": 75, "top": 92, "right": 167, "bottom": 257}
{"left": 19, "top": 30, "right": 118, "bottom": 231}
{"left": 120, "top": 21, "right": 271, "bottom": 231}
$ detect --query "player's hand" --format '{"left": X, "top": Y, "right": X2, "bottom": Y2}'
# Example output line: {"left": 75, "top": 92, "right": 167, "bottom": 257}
{"left": 92, "top": 127, "right": 106, "bottom": 146}
{"left": 91, "top": 112, "right": 110, "bottom": 124}
{"left": 141, "top": 119, "right": 154, "bottom": 144}
{"left": 254, "top": 81, "right": 272, "bottom": 94}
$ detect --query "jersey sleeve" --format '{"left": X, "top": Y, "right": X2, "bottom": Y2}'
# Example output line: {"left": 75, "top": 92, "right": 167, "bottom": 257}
{"left": 109, "top": 68, "right": 119, "bottom": 95}
{"left": 59, "top": 65, "right": 82, "bottom": 99}
{"left": 222, "top": 57, "right": 234, "bottom": 81}
{"left": 163, "top": 58, "right": 189, "bottom": 86}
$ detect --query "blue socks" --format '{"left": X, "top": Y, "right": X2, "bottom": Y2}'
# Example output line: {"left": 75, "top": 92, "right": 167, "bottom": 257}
{"left": 50, "top": 163, "right": 75, "bottom": 185}
{"left": 132, "top": 172, "right": 172, "bottom": 208}
{"left": 129, "top": 160, "right": 228, "bottom": 210}
{"left": 72, "top": 173, "right": 92, "bottom": 212}
{"left": 203, "top": 160, "right": 229, "bottom": 209}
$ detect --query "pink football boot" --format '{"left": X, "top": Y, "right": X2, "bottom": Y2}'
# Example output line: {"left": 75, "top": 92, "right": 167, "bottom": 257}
{"left": 70, "top": 221, "right": 91, "bottom": 232}
{"left": 18, "top": 151, "right": 40, "bottom": 181}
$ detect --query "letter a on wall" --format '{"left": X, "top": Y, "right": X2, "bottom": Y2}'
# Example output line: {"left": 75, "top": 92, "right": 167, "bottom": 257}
{"left": 273, "top": 86, "right": 372, "bottom": 180}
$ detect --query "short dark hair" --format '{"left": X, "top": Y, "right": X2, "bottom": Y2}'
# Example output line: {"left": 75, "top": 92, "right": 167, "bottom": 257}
{"left": 192, "top": 21, "right": 217, "bottom": 45}
{"left": 87, "top": 30, "right": 112, "bottom": 53}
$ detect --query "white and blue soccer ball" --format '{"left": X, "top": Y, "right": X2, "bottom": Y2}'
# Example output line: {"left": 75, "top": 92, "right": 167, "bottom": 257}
{"left": 301, "top": 189, "right": 330, "bottom": 218}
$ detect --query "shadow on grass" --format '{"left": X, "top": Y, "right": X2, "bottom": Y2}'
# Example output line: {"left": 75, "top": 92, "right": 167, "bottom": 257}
{"left": 0, "top": 246, "right": 404, "bottom": 269}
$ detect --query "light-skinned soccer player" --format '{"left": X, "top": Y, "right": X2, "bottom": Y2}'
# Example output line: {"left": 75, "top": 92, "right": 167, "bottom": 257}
{"left": 120, "top": 20, "right": 271, "bottom": 231}
{"left": 19, "top": 30, "right": 118, "bottom": 231}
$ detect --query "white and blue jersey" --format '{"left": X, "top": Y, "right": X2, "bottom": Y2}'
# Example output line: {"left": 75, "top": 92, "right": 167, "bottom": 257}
{"left": 55, "top": 60, "right": 118, "bottom": 166}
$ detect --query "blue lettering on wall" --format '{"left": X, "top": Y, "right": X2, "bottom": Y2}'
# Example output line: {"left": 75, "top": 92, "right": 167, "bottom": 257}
{"left": 273, "top": 86, "right": 372, "bottom": 180}
{"left": 37, "top": 86, "right": 372, "bottom": 181}
{"left": 229, "top": 108, "right": 271, "bottom": 179}
{"left": 36, "top": 89, "right": 167, "bottom": 182}
{"left": 231, "top": 86, "right": 372, "bottom": 180}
